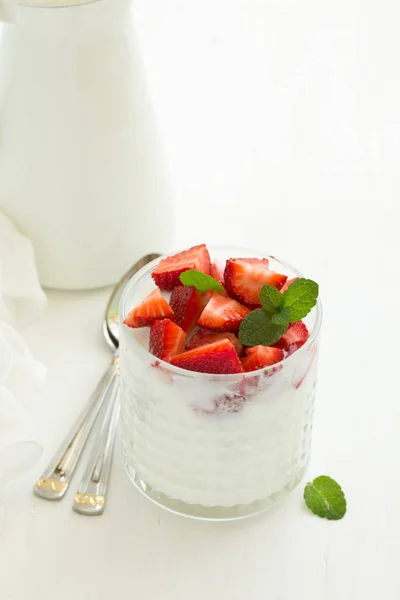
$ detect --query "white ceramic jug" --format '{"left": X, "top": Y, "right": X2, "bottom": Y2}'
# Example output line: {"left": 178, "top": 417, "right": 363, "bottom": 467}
{"left": 0, "top": 0, "right": 172, "bottom": 289}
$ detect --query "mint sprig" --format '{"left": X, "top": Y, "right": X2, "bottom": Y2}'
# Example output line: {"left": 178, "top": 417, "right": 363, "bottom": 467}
{"left": 283, "top": 278, "right": 319, "bottom": 322}
{"left": 304, "top": 476, "right": 347, "bottom": 520}
{"left": 259, "top": 285, "right": 284, "bottom": 313}
{"left": 271, "top": 306, "right": 291, "bottom": 325}
{"left": 179, "top": 270, "right": 224, "bottom": 294}
{"left": 238, "top": 309, "right": 287, "bottom": 347}
{"left": 239, "top": 277, "right": 319, "bottom": 347}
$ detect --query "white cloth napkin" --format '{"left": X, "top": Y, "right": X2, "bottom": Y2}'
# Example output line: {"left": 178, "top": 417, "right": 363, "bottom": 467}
{"left": 0, "top": 212, "right": 46, "bottom": 501}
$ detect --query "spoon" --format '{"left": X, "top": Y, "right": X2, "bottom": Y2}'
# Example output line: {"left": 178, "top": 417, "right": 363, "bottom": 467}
{"left": 33, "top": 253, "right": 160, "bottom": 504}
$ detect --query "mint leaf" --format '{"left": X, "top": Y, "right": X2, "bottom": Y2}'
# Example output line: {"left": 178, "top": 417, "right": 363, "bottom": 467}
{"left": 179, "top": 270, "right": 224, "bottom": 294}
{"left": 239, "top": 309, "right": 288, "bottom": 347}
{"left": 283, "top": 278, "right": 319, "bottom": 322}
{"left": 259, "top": 285, "right": 284, "bottom": 313}
{"left": 304, "top": 476, "right": 347, "bottom": 520}
{"left": 271, "top": 306, "right": 291, "bottom": 325}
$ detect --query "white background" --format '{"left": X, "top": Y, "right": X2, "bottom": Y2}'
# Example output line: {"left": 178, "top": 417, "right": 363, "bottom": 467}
{"left": 1, "top": 0, "right": 400, "bottom": 598}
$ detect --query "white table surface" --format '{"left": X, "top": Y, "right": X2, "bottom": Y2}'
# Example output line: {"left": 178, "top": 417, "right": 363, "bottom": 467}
{"left": 1, "top": 1, "right": 400, "bottom": 598}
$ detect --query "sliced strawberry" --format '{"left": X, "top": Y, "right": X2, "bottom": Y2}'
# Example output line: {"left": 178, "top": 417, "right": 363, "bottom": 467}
{"left": 197, "top": 293, "right": 251, "bottom": 332}
{"left": 280, "top": 277, "right": 299, "bottom": 294}
{"left": 274, "top": 321, "right": 309, "bottom": 351}
{"left": 241, "top": 345, "right": 284, "bottom": 372}
{"left": 124, "top": 288, "right": 173, "bottom": 328}
{"left": 210, "top": 260, "right": 224, "bottom": 284}
{"left": 152, "top": 244, "right": 211, "bottom": 291}
{"left": 169, "top": 286, "right": 209, "bottom": 334}
{"left": 149, "top": 319, "right": 186, "bottom": 361}
{"left": 170, "top": 339, "right": 243, "bottom": 374}
{"left": 224, "top": 258, "right": 287, "bottom": 306}
{"left": 185, "top": 329, "right": 244, "bottom": 355}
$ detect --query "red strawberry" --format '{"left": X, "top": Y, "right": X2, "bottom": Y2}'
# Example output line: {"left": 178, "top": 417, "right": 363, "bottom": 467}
{"left": 280, "top": 277, "right": 299, "bottom": 294}
{"left": 241, "top": 345, "right": 284, "bottom": 372}
{"left": 170, "top": 286, "right": 209, "bottom": 333}
{"left": 274, "top": 321, "right": 309, "bottom": 351}
{"left": 170, "top": 339, "right": 243, "bottom": 374}
{"left": 210, "top": 260, "right": 224, "bottom": 284}
{"left": 224, "top": 258, "right": 287, "bottom": 306}
{"left": 185, "top": 329, "right": 244, "bottom": 355}
{"left": 151, "top": 244, "right": 211, "bottom": 291}
{"left": 124, "top": 288, "right": 173, "bottom": 328}
{"left": 197, "top": 293, "right": 251, "bottom": 332}
{"left": 149, "top": 319, "right": 186, "bottom": 361}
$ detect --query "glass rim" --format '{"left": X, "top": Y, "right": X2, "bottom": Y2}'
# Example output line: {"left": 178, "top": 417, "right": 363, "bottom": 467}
{"left": 119, "top": 245, "right": 322, "bottom": 381}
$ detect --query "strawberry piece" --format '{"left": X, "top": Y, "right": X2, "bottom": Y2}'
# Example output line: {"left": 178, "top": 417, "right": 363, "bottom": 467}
{"left": 170, "top": 339, "right": 243, "bottom": 374}
{"left": 149, "top": 319, "right": 186, "bottom": 361}
{"left": 241, "top": 345, "right": 284, "bottom": 372}
{"left": 280, "top": 277, "right": 299, "bottom": 294}
{"left": 170, "top": 286, "right": 209, "bottom": 333}
{"left": 224, "top": 258, "right": 287, "bottom": 306}
{"left": 210, "top": 260, "right": 224, "bottom": 284}
{"left": 185, "top": 330, "right": 244, "bottom": 355}
{"left": 151, "top": 244, "right": 211, "bottom": 291}
{"left": 274, "top": 321, "right": 309, "bottom": 351}
{"left": 197, "top": 293, "right": 251, "bottom": 332}
{"left": 124, "top": 288, "right": 173, "bottom": 328}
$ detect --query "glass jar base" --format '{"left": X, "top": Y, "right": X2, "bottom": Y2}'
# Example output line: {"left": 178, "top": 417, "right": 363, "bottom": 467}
{"left": 124, "top": 461, "right": 306, "bottom": 521}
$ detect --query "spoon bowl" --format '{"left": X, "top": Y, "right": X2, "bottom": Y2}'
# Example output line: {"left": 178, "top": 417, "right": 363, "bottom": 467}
{"left": 104, "top": 253, "right": 161, "bottom": 350}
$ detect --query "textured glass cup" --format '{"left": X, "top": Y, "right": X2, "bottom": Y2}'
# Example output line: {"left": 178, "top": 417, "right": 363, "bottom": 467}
{"left": 119, "top": 247, "right": 322, "bottom": 520}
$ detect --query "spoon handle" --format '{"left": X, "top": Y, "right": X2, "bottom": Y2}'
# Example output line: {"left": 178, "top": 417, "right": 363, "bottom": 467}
{"left": 72, "top": 375, "right": 120, "bottom": 515}
{"left": 33, "top": 351, "right": 119, "bottom": 500}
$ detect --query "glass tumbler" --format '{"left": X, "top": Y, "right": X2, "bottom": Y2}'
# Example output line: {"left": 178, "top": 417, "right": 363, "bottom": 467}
{"left": 119, "top": 248, "right": 322, "bottom": 520}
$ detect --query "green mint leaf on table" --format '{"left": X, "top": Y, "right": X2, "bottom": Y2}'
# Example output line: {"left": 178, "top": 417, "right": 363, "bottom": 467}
{"left": 271, "top": 306, "right": 291, "bottom": 325}
{"left": 239, "top": 309, "right": 287, "bottom": 347}
{"left": 259, "top": 284, "right": 284, "bottom": 313}
{"left": 304, "top": 476, "right": 347, "bottom": 520}
{"left": 179, "top": 270, "right": 224, "bottom": 294}
{"left": 283, "top": 278, "right": 319, "bottom": 323}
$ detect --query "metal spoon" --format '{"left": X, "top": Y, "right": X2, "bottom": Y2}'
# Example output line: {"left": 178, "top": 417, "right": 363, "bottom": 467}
{"left": 33, "top": 253, "right": 160, "bottom": 505}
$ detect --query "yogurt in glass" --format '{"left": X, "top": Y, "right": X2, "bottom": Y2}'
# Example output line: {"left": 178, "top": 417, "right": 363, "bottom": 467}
{"left": 119, "top": 247, "right": 321, "bottom": 520}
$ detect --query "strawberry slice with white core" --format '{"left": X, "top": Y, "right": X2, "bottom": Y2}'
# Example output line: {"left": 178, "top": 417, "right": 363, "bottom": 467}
{"left": 149, "top": 319, "right": 186, "bottom": 361}
{"left": 151, "top": 244, "right": 211, "bottom": 291}
{"left": 224, "top": 258, "right": 288, "bottom": 306}
{"left": 197, "top": 293, "right": 251, "bottom": 332}
{"left": 170, "top": 286, "right": 209, "bottom": 333}
{"left": 170, "top": 339, "right": 243, "bottom": 374}
{"left": 241, "top": 345, "right": 284, "bottom": 372}
{"left": 124, "top": 288, "right": 173, "bottom": 328}
{"left": 274, "top": 321, "right": 309, "bottom": 351}
{"left": 185, "top": 330, "right": 244, "bottom": 355}
{"left": 280, "top": 277, "right": 299, "bottom": 294}
{"left": 210, "top": 260, "right": 224, "bottom": 284}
